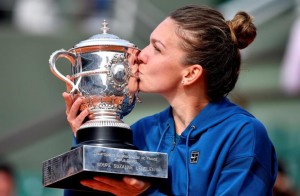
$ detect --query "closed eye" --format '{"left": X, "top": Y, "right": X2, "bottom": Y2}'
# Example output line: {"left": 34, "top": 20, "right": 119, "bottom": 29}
{"left": 153, "top": 45, "right": 161, "bottom": 53}
{"left": 150, "top": 38, "right": 165, "bottom": 53}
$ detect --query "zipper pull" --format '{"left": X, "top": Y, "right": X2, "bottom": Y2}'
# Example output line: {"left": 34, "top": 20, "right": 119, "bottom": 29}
{"left": 171, "top": 141, "right": 176, "bottom": 151}
{"left": 171, "top": 134, "right": 177, "bottom": 151}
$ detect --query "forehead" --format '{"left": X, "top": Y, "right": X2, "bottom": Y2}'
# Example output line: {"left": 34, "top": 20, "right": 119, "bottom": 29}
{"left": 150, "top": 18, "right": 179, "bottom": 44}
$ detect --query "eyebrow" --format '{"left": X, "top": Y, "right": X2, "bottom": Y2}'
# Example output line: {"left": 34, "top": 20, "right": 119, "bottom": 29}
{"left": 151, "top": 38, "right": 166, "bottom": 49}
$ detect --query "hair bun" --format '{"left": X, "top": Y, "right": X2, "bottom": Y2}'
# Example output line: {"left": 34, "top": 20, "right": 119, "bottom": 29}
{"left": 227, "top": 11, "right": 257, "bottom": 49}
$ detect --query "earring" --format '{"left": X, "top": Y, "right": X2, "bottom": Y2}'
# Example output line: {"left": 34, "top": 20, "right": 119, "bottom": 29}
{"left": 181, "top": 80, "right": 185, "bottom": 84}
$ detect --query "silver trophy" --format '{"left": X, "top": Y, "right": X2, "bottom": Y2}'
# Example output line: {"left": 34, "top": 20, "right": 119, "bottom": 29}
{"left": 43, "top": 21, "right": 167, "bottom": 192}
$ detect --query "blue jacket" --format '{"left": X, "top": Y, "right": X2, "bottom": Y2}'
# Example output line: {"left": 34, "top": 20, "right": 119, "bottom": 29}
{"left": 131, "top": 98, "right": 277, "bottom": 196}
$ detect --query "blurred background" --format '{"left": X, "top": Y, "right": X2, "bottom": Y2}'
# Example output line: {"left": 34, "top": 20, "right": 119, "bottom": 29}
{"left": 0, "top": 0, "right": 299, "bottom": 195}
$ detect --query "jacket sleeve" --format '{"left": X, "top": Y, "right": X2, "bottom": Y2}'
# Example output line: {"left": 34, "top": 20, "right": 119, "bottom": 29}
{"left": 215, "top": 156, "right": 275, "bottom": 195}
{"left": 215, "top": 119, "right": 277, "bottom": 196}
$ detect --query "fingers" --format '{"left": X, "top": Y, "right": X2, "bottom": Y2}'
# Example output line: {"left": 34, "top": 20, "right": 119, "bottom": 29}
{"left": 67, "top": 96, "right": 83, "bottom": 120}
{"left": 62, "top": 92, "right": 89, "bottom": 135}
{"left": 62, "top": 92, "right": 73, "bottom": 115}
{"left": 81, "top": 179, "right": 114, "bottom": 193}
{"left": 123, "top": 176, "right": 150, "bottom": 191}
{"left": 93, "top": 176, "right": 121, "bottom": 187}
{"left": 65, "top": 75, "right": 73, "bottom": 92}
{"left": 75, "top": 108, "right": 89, "bottom": 127}
{"left": 92, "top": 176, "right": 150, "bottom": 195}
{"left": 81, "top": 176, "right": 149, "bottom": 196}
{"left": 63, "top": 75, "right": 75, "bottom": 113}
{"left": 63, "top": 76, "right": 89, "bottom": 135}
{"left": 128, "top": 63, "right": 139, "bottom": 93}
{"left": 68, "top": 109, "right": 89, "bottom": 136}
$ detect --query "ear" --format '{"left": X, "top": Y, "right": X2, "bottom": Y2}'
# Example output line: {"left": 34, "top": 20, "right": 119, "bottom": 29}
{"left": 181, "top": 64, "right": 203, "bottom": 85}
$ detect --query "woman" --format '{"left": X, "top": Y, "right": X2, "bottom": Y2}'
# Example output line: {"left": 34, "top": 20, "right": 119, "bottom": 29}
{"left": 63, "top": 5, "right": 277, "bottom": 196}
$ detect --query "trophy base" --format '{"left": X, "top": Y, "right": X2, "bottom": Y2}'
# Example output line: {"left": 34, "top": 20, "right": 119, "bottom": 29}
{"left": 43, "top": 145, "right": 168, "bottom": 192}
{"left": 75, "top": 126, "right": 137, "bottom": 149}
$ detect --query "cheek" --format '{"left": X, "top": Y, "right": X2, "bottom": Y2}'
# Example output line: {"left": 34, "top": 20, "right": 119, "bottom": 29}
{"left": 147, "top": 65, "right": 162, "bottom": 75}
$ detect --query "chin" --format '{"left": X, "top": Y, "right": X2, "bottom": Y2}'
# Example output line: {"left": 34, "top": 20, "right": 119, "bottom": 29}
{"left": 138, "top": 86, "right": 150, "bottom": 93}
{"left": 138, "top": 82, "right": 155, "bottom": 93}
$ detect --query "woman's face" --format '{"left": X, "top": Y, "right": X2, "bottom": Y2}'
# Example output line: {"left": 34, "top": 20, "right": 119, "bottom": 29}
{"left": 137, "top": 17, "right": 187, "bottom": 95}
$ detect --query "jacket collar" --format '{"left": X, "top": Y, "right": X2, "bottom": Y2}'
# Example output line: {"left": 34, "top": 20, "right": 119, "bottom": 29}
{"left": 158, "top": 98, "right": 252, "bottom": 139}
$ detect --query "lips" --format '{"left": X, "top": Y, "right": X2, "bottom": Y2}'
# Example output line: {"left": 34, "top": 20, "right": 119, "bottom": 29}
{"left": 136, "top": 65, "right": 142, "bottom": 77}
{"left": 134, "top": 71, "right": 140, "bottom": 79}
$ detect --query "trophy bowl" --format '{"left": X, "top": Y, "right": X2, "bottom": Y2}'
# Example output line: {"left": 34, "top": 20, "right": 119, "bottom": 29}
{"left": 49, "top": 21, "right": 140, "bottom": 149}
{"left": 43, "top": 21, "right": 168, "bottom": 192}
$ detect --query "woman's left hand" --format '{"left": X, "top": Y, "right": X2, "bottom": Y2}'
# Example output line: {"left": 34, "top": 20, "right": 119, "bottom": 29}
{"left": 80, "top": 176, "right": 150, "bottom": 196}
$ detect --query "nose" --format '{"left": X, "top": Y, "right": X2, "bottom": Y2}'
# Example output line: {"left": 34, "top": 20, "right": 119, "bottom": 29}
{"left": 137, "top": 47, "right": 147, "bottom": 64}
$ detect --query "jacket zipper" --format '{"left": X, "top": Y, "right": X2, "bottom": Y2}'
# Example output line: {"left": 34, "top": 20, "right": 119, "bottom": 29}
{"left": 171, "top": 131, "right": 178, "bottom": 151}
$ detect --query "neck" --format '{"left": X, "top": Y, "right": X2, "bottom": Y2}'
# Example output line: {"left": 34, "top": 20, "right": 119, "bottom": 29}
{"left": 159, "top": 79, "right": 209, "bottom": 135}
{"left": 170, "top": 96, "right": 209, "bottom": 135}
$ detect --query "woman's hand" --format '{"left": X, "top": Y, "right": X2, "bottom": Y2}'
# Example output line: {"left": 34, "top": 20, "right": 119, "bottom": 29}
{"left": 62, "top": 76, "right": 89, "bottom": 136}
{"left": 62, "top": 92, "right": 89, "bottom": 136}
{"left": 80, "top": 176, "right": 150, "bottom": 196}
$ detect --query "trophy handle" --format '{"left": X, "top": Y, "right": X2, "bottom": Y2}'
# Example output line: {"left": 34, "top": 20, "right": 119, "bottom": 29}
{"left": 49, "top": 49, "right": 79, "bottom": 93}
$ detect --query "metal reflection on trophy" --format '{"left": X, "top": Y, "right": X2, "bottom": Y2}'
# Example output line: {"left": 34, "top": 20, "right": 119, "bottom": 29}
{"left": 43, "top": 21, "right": 168, "bottom": 192}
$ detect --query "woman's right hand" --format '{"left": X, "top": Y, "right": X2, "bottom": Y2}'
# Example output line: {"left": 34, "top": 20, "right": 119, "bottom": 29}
{"left": 62, "top": 76, "right": 89, "bottom": 136}
{"left": 80, "top": 176, "right": 150, "bottom": 196}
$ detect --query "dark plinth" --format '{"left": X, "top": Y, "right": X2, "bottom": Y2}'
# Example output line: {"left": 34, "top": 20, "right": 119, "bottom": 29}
{"left": 75, "top": 126, "right": 137, "bottom": 149}
{"left": 43, "top": 145, "right": 168, "bottom": 191}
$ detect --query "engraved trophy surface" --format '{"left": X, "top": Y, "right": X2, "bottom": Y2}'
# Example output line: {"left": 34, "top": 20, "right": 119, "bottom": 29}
{"left": 43, "top": 21, "right": 168, "bottom": 192}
